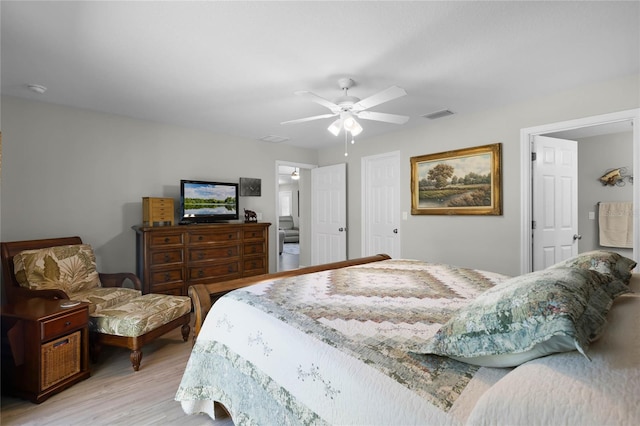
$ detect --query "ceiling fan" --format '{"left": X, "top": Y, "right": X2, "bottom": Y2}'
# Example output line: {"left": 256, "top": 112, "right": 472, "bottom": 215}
{"left": 281, "top": 78, "right": 409, "bottom": 137}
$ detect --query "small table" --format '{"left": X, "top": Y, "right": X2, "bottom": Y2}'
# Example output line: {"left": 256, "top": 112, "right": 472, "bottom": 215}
{"left": 1, "top": 298, "right": 91, "bottom": 403}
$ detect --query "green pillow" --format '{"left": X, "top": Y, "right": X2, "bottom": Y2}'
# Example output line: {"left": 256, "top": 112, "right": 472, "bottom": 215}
{"left": 417, "top": 267, "right": 629, "bottom": 367}
{"left": 548, "top": 250, "right": 636, "bottom": 284}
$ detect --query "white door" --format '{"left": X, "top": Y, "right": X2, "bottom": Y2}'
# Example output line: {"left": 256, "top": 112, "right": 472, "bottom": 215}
{"left": 532, "top": 135, "right": 579, "bottom": 270}
{"left": 311, "top": 163, "right": 347, "bottom": 264}
{"left": 362, "top": 151, "right": 401, "bottom": 258}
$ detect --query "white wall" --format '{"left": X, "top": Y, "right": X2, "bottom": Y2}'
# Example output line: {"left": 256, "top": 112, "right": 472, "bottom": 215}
{"left": 0, "top": 96, "right": 318, "bottom": 275}
{"left": 577, "top": 132, "right": 634, "bottom": 258}
{"left": 317, "top": 74, "right": 640, "bottom": 276}
{"left": 2, "top": 74, "right": 638, "bottom": 280}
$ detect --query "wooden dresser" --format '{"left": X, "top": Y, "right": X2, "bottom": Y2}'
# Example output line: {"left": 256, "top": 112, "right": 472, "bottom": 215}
{"left": 133, "top": 222, "right": 270, "bottom": 296}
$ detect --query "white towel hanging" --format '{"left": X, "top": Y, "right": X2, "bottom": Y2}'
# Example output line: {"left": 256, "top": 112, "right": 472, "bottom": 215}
{"left": 598, "top": 202, "right": 633, "bottom": 248}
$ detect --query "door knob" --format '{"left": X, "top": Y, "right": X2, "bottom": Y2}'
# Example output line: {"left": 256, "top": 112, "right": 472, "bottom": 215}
{"left": 573, "top": 234, "right": 582, "bottom": 241}
{"left": 338, "top": 227, "right": 344, "bottom": 232}
{"left": 393, "top": 229, "right": 398, "bottom": 234}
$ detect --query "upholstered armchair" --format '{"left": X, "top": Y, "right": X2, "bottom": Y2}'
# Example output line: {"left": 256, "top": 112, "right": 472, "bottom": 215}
{"left": 279, "top": 215, "right": 299, "bottom": 243}
{"left": 1, "top": 236, "right": 191, "bottom": 371}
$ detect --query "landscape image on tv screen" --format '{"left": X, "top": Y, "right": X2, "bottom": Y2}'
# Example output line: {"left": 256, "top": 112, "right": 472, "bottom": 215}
{"left": 183, "top": 182, "right": 237, "bottom": 216}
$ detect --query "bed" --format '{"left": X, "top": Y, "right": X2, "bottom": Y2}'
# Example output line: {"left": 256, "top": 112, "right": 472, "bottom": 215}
{"left": 176, "top": 252, "right": 639, "bottom": 425}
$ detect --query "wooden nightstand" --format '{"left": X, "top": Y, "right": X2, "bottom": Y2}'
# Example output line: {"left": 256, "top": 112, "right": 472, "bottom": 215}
{"left": 1, "top": 298, "right": 91, "bottom": 403}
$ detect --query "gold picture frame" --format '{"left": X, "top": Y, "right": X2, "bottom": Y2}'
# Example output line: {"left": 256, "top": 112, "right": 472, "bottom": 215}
{"left": 411, "top": 143, "right": 502, "bottom": 215}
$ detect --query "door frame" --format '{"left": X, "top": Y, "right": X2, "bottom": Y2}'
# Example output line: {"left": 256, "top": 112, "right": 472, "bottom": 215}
{"left": 520, "top": 108, "right": 640, "bottom": 274}
{"left": 275, "top": 160, "right": 316, "bottom": 272}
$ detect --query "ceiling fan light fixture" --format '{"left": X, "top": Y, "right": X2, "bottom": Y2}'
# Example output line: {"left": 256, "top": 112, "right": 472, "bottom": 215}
{"left": 346, "top": 118, "right": 363, "bottom": 136}
{"left": 328, "top": 118, "right": 343, "bottom": 136}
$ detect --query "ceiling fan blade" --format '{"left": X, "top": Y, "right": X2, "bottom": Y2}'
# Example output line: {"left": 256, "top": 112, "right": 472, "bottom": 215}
{"left": 352, "top": 86, "right": 407, "bottom": 111}
{"left": 295, "top": 90, "right": 340, "bottom": 112}
{"left": 356, "top": 111, "right": 410, "bottom": 124}
{"left": 281, "top": 113, "right": 337, "bottom": 125}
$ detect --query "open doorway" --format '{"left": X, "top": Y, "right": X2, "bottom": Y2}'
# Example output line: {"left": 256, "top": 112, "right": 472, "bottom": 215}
{"left": 276, "top": 161, "right": 316, "bottom": 271}
{"left": 520, "top": 109, "right": 640, "bottom": 274}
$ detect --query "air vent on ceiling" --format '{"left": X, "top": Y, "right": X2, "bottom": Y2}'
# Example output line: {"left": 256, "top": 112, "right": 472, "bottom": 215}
{"left": 260, "top": 135, "right": 290, "bottom": 143}
{"left": 422, "top": 109, "right": 454, "bottom": 120}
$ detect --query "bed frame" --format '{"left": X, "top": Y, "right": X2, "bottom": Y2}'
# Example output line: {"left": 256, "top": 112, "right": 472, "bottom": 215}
{"left": 188, "top": 254, "right": 391, "bottom": 341}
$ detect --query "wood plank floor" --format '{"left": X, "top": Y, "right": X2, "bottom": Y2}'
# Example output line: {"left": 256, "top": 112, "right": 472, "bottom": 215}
{"left": 1, "top": 317, "right": 233, "bottom": 425}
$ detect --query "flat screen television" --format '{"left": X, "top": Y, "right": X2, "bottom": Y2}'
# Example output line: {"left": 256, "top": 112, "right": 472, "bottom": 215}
{"left": 179, "top": 179, "right": 239, "bottom": 223}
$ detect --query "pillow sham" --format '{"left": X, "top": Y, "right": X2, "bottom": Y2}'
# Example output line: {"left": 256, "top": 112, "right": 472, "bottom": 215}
{"left": 417, "top": 267, "right": 629, "bottom": 368}
{"left": 548, "top": 250, "right": 636, "bottom": 284}
{"left": 13, "top": 244, "right": 102, "bottom": 295}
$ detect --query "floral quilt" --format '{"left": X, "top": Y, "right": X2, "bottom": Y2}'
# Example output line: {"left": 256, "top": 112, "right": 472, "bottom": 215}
{"left": 176, "top": 259, "right": 511, "bottom": 425}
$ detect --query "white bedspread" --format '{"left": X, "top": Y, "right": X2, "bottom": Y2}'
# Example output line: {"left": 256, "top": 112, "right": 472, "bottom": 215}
{"left": 467, "top": 277, "right": 640, "bottom": 425}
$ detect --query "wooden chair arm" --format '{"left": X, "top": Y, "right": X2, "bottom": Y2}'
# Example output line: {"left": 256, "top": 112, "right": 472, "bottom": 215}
{"left": 99, "top": 272, "right": 142, "bottom": 291}
{"left": 11, "top": 287, "right": 70, "bottom": 300}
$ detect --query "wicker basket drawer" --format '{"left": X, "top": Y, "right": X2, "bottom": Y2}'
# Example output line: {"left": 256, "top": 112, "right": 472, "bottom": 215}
{"left": 41, "top": 310, "right": 87, "bottom": 341}
{"left": 41, "top": 331, "right": 81, "bottom": 390}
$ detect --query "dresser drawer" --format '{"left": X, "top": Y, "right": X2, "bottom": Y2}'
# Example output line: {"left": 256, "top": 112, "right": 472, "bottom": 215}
{"left": 188, "top": 262, "right": 240, "bottom": 281}
{"left": 243, "top": 242, "right": 265, "bottom": 256}
{"left": 150, "top": 249, "right": 184, "bottom": 266}
{"left": 189, "top": 245, "right": 239, "bottom": 262}
{"left": 243, "top": 257, "right": 266, "bottom": 274}
{"left": 41, "top": 310, "right": 87, "bottom": 342}
{"left": 150, "top": 267, "right": 184, "bottom": 285}
{"left": 149, "top": 232, "right": 184, "bottom": 247}
{"left": 188, "top": 229, "right": 241, "bottom": 244}
{"left": 243, "top": 228, "right": 266, "bottom": 240}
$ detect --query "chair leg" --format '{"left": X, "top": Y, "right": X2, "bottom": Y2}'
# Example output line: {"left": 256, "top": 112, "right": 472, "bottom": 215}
{"left": 89, "top": 333, "right": 101, "bottom": 363}
{"left": 181, "top": 323, "right": 190, "bottom": 342}
{"left": 130, "top": 350, "right": 143, "bottom": 371}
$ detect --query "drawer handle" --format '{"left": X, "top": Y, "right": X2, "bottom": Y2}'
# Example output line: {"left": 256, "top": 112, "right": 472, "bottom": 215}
{"left": 198, "top": 252, "right": 205, "bottom": 260}
{"left": 198, "top": 236, "right": 204, "bottom": 241}
{"left": 54, "top": 338, "right": 70, "bottom": 348}
{"left": 164, "top": 254, "right": 171, "bottom": 262}
{"left": 164, "top": 237, "right": 170, "bottom": 243}
{"left": 228, "top": 265, "right": 235, "bottom": 273}
{"left": 164, "top": 273, "right": 171, "bottom": 281}
{"left": 252, "top": 261, "right": 257, "bottom": 268}
{"left": 227, "top": 249, "right": 233, "bottom": 256}
{"left": 198, "top": 270, "right": 204, "bottom": 278}
{"left": 228, "top": 234, "right": 233, "bottom": 239}
{"left": 64, "top": 321, "right": 71, "bottom": 327}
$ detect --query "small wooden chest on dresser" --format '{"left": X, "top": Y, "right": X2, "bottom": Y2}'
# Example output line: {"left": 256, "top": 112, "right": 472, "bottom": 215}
{"left": 133, "top": 222, "right": 270, "bottom": 296}
{"left": 142, "top": 197, "right": 175, "bottom": 226}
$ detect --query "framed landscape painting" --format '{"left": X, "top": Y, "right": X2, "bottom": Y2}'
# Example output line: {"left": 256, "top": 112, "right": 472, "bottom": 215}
{"left": 411, "top": 143, "right": 502, "bottom": 215}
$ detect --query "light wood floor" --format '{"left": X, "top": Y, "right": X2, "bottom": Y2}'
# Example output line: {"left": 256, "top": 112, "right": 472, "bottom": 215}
{"left": 279, "top": 243, "right": 299, "bottom": 271}
{"left": 1, "top": 317, "right": 233, "bottom": 426}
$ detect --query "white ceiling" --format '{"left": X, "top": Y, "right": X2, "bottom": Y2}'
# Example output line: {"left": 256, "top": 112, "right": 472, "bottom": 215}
{"left": 2, "top": 1, "right": 638, "bottom": 150}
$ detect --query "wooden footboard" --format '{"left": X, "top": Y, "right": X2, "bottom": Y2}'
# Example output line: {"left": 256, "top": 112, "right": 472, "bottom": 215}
{"left": 188, "top": 254, "right": 391, "bottom": 342}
